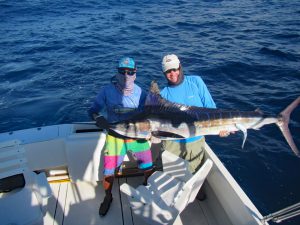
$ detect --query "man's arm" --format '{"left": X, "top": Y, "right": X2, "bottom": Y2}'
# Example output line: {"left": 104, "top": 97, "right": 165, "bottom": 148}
{"left": 88, "top": 88, "right": 109, "bottom": 129}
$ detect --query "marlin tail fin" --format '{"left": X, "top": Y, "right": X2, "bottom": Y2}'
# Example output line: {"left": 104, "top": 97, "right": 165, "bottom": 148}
{"left": 277, "top": 97, "right": 300, "bottom": 157}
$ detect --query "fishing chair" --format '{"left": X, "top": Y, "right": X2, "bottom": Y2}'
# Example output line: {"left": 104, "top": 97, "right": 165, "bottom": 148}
{"left": 0, "top": 140, "right": 52, "bottom": 225}
{"left": 120, "top": 151, "right": 213, "bottom": 225}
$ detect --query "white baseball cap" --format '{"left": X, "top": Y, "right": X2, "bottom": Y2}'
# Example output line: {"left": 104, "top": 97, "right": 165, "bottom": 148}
{"left": 162, "top": 54, "right": 180, "bottom": 72}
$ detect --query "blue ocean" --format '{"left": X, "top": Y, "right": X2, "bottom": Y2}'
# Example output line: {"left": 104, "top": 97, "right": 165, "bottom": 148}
{"left": 1, "top": 0, "right": 299, "bottom": 224}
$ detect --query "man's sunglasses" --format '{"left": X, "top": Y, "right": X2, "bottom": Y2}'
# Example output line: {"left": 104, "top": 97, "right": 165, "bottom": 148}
{"left": 118, "top": 68, "right": 136, "bottom": 76}
{"left": 165, "top": 68, "right": 179, "bottom": 74}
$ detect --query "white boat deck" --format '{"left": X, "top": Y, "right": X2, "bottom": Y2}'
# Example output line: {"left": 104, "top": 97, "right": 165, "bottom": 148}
{"left": 0, "top": 125, "right": 266, "bottom": 225}
{"left": 43, "top": 176, "right": 221, "bottom": 225}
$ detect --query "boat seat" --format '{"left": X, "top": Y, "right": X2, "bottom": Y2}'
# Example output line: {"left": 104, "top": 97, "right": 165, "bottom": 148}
{"left": 120, "top": 151, "right": 213, "bottom": 225}
{"left": 0, "top": 140, "right": 52, "bottom": 225}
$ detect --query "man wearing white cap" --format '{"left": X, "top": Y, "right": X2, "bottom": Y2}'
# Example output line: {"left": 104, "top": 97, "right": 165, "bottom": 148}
{"left": 160, "top": 54, "right": 230, "bottom": 200}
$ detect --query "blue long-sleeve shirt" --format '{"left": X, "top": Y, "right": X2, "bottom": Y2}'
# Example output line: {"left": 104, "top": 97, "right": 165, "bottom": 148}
{"left": 88, "top": 83, "right": 146, "bottom": 123}
{"left": 161, "top": 75, "right": 216, "bottom": 143}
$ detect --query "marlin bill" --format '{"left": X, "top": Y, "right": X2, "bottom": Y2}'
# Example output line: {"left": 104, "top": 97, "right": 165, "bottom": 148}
{"left": 109, "top": 81, "right": 300, "bottom": 157}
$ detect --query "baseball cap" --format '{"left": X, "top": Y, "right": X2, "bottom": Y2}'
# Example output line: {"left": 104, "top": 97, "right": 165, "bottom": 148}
{"left": 162, "top": 54, "right": 180, "bottom": 72}
{"left": 118, "top": 57, "right": 136, "bottom": 69}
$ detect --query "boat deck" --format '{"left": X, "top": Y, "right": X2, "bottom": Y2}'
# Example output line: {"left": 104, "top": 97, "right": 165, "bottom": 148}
{"left": 43, "top": 176, "right": 220, "bottom": 225}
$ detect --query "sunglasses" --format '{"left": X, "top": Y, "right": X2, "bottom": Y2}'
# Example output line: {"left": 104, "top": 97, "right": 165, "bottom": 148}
{"left": 118, "top": 68, "right": 136, "bottom": 76}
{"left": 165, "top": 68, "right": 179, "bottom": 74}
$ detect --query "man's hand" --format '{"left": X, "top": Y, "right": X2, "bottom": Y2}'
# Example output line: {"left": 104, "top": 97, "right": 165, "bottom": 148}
{"left": 219, "top": 130, "right": 235, "bottom": 137}
{"left": 95, "top": 116, "right": 109, "bottom": 130}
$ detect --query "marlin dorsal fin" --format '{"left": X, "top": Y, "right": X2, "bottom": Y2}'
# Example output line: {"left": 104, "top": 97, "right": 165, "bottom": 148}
{"left": 145, "top": 81, "right": 163, "bottom": 107}
{"left": 145, "top": 80, "right": 193, "bottom": 112}
{"left": 150, "top": 80, "right": 160, "bottom": 94}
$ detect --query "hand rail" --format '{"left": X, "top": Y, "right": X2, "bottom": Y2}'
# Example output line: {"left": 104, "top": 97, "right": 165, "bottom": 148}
{"left": 262, "top": 202, "right": 300, "bottom": 223}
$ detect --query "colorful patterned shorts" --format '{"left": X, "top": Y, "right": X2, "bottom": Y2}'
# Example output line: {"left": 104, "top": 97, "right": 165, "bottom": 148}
{"left": 103, "top": 134, "right": 153, "bottom": 176}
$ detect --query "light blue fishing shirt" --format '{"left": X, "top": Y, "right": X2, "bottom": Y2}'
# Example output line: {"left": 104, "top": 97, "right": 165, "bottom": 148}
{"left": 161, "top": 75, "right": 216, "bottom": 143}
{"left": 88, "top": 83, "right": 146, "bottom": 123}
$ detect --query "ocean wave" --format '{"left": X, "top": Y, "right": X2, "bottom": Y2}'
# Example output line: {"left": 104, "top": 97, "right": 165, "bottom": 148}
{"left": 259, "top": 47, "right": 299, "bottom": 62}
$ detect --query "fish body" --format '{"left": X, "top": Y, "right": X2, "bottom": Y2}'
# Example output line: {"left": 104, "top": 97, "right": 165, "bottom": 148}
{"left": 109, "top": 81, "right": 300, "bottom": 156}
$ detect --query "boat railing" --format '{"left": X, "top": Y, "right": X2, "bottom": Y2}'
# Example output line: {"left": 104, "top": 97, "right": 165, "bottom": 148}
{"left": 262, "top": 202, "right": 300, "bottom": 223}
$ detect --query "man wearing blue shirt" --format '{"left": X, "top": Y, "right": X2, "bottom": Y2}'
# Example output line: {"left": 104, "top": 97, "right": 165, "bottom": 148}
{"left": 161, "top": 54, "right": 230, "bottom": 200}
{"left": 89, "top": 57, "right": 153, "bottom": 216}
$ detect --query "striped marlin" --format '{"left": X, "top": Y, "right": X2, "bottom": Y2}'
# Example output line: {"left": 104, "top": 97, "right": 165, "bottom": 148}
{"left": 109, "top": 81, "right": 300, "bottom": 157}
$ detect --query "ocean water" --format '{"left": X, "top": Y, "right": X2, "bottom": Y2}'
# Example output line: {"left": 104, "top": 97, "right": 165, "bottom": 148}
{"left": 0, "top": 0, "right": 300, "bottom": 224}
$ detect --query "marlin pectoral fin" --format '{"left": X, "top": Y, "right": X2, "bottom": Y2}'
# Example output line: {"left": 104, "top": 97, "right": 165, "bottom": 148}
{"left": 235, "top": 124, "right": 247, "bottom": 149}
{"left": 151, "top": 131, "right": 185, "bottom": 140}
